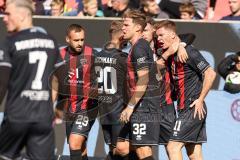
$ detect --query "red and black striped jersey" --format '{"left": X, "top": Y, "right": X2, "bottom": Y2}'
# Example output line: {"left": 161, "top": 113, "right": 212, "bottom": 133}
{"left": 170, "top": 45, "right": 210, "bottom": 110}
{"left": 153, "top": 47, "right": 174, "bottom": 107}
{"left": 55, "top": 46, "right": 98, "bottom": 113}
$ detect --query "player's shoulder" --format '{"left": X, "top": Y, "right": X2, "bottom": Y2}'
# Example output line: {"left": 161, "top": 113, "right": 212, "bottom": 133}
{"left": 134, "top": 38, "right": 150, "bottom": 48}
{"left": 185, "top": 45, "right": 201, "bottom": 58}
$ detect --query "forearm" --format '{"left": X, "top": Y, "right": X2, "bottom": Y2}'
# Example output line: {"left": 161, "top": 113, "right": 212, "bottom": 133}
{"left": 199, "top": 68, "right": 216, "bottom": 101}
{"left": 51, "top": 75, "right": 59, "bottom": 103}
{"left": 128, "top": 75, "right": 149, "bottom": 106}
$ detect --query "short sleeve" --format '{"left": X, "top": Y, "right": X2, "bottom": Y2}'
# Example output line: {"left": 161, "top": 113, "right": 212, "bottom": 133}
{"left": 54, "top": 47, "right": 66, "bottom": 68}
{"left": 0, "top": 39, "right": 12, "bottom": 68}
{"left": 187, "top": 46, "right": 210, "bottom": 75}
{"left": 131, "top": 40, "right": 152, "bottom": 71}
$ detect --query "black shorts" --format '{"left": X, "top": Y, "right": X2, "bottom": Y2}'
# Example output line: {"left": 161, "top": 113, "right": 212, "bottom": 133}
{"left": 102, "top": 124, "right": 129, "bottom": 146}
{"left": 0, "top": 119, "right": 55, "bottom": 160}
{"left": 130, "top": 111, "right": 161, "bottom": 146}
{"left": 169, "top": 104, "right": 207, "bottom": 143}
{"left": 66, "top": 111, "right": 96, "bottom": 141}
{"left": 159, "top": 104, "right": 176, "bottom": 145}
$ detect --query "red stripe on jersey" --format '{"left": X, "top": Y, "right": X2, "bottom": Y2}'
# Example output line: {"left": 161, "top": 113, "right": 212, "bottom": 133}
{"left": 165, "top": 70, "right": 173, "bottom": 104}
{"left": 127, "top": 51, "right": 136, "bottom": 96}
{"left": 60, "top": 47, "right": 67, "bottom": 60}
{"left": 81, "top": 46, "right": 92, "bottom": 110}
{"left": 69, "top": 55, "right": 77, "bottom": 112}
{"left": 178, "top": 63, "right": 185, "bottom": 109}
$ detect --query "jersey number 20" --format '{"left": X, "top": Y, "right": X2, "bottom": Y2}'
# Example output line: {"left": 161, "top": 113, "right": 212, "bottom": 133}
{"left": 95, "top": 66, "right": 117, "bottom": 94}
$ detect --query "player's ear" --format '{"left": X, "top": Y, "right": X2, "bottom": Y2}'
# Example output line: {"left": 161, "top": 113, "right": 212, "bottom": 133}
{"left": 135, "top": 24, "right": 142, "bottom": 33}
{"left": 170, "top": 31, "right": 176, "bottom": 39}
{"left": 66, "top": 36, "right": 70, "bottom": 43}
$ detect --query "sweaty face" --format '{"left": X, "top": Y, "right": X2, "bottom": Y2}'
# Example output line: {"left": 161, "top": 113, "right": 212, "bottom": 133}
{"left": 3, "top": 3, "right": 22, "bottom": 32}
{"left": 122, "top": 18, "right": 138, "bottom": 40}
{"left": 66, "top": 30, "right": 85, "bottom": 53}
{"left": 142, "top": 23, "right": 155, "bottom": 42}
{"left": 156, "top": 27, "right": 174, "bottom": 50}
{"left": 229, "top": 0, "right": 240, "bottom": 14}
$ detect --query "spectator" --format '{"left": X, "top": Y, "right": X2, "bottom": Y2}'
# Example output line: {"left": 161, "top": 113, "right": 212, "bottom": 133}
{"left": 103, "top": 0, "right": 130, "bottom": 17}
{"left": 0, "top": 0, "right": 4, "bottom": 14}
{"left": 221, "top": 0, "right": 240, "bottom": 20}
{"left": 77, "top": 0, "right": 104, "bottom": 17}
{"left": 49, "top": 0, "right": 65, "bottom": 16}
{"left": 179, "top": 2, "right": 195, "bottom": 19}
{"left": 140, "top": 0, "right": 169, "bottom": 18}
{"left": 218, "top": 52, "right": 240, "bottom": 94}
{"left": 33, "top": 0, "right": 45, "bottom": 15}
{"left": 159, "top": 0, "right": 208, "bottom": 19}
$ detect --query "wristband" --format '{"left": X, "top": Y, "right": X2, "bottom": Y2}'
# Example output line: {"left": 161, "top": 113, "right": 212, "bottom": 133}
{"left": 53, "top": 100, "right": 57, "bottom": 110}
{"left": 127, "top": 103, "right": 135, "bottom": 109}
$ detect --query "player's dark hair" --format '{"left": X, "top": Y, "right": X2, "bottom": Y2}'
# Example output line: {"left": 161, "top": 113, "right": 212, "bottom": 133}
{"left": 145, "top": 16, "right": 155, "bottom": 26}
{"left": 154, "top": 20, "right": 176, "bottom": 33}
{"left": 123, "top": 9, "right": 147, "bottom": 32}
{"left": 66, "top": 24, "right": 84, "bottom": 36}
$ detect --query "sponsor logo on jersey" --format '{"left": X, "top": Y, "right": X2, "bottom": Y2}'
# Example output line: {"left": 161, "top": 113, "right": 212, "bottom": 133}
{"left": 21, "top": 90, "right": 49, "bottom": 101}
{"left": 136, "top": 135, "right": 142, "bottom": 141}
{"left": 80, "top": 59, "right": 88, "bottom": 65}
{"left": 197, "top": 61, "right": 207, "bottom": 71}
{"left": 137, "top": 57, "right": 146, "bottom": 64}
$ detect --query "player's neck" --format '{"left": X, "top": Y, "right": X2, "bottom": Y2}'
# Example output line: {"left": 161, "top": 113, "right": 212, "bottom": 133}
{"left": 130, "top": 33, "right": 142, "bottom": 45}
{"left": 17, "top": 22, "right": 33, "bottom": 32}
{"left": 109, "top": 39, "right": 120, "bottom": 49}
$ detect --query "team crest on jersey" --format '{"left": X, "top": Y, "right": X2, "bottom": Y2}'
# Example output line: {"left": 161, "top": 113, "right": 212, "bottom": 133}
{"left": 80, "top": 59, "right": 88, "bottom": 65}
{"left": 156, "top": 73, "right": 162, "bottom": 81}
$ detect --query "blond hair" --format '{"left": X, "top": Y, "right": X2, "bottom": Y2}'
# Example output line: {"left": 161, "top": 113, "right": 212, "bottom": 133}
{"left": 6, "top": 0, "right": 35, "bottom": 14}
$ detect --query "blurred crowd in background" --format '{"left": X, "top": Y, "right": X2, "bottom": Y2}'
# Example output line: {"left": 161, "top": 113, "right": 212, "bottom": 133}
{"left": 0, "top": 0, "right": 240, "bottom": 21}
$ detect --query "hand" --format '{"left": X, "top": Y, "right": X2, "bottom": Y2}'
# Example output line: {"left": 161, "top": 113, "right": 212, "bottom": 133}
{"left": 190, "top": 99, "right": 206, "bottom": 120}
{"left": 120, "top": 107, "right": 134, "bottom": 123}
{"left": 177, "top": 45, "right": 188, "bottom": 63}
